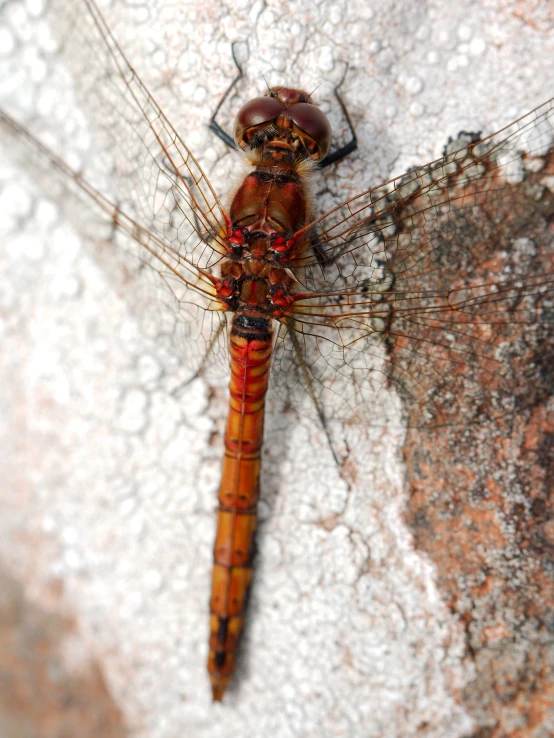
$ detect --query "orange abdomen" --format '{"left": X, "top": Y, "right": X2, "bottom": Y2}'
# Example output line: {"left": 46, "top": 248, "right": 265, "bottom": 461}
{"left": 208, "top": 312, "right": 273, "bottom": 701}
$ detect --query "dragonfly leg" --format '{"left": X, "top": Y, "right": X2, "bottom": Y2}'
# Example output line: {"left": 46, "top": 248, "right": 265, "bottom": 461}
{"left": 209, "top": 42, "right": 246, "bottom": 151}
{"left": 309, "top": 229, "right": 355, "bottom": 267}
{"left": 318, "top": 62, "right": 358, "bottom": 169}
{"left": 156, "top": 159, "right": 212, "bottom": 239}
{"left": 307, "top": 231, "right": 329, "bottom": 267}
{"left": 288, "top": 327, "right": 341, "bottom": 467}
{"left": 181, "top": 175, "right": 206, "bottom": 235}
{"left": 170, "top": 319, "right": 227, "bottom": 397}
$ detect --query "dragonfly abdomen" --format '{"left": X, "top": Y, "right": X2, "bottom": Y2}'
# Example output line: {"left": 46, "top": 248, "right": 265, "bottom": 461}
{"left": 208, "top": 312, "right": 273, "bottom": 701}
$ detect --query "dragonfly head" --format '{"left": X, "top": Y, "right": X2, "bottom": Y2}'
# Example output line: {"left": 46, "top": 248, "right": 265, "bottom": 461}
{"left": 234, "top": 86, "right": 332, "bottom": 163}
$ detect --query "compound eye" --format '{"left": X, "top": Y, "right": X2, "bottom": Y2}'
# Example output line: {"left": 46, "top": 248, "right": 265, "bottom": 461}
{"left": 289, "top": 103, "right": 332, "bottom": 159}
{"left": 234, "top": 97, "right": 285, "bottom": 146}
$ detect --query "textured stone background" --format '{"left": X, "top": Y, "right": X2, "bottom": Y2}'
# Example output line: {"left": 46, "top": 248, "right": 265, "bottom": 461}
{"left": 0, "top": 0, "right": 553, "bottom": 736}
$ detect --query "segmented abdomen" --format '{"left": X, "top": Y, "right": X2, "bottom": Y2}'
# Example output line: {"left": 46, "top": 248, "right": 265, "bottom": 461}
{"left": 208, "top": 312, "right": 273, "bottom": 701}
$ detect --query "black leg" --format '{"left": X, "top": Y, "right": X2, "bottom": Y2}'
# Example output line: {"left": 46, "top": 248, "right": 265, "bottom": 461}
{"left": 308, "top": 232, "right": 329, "bottom": 267}
{"left": 318, "top": 63, "right": 357, "bottom": 169}
{"left": 157, "top": 159, "right": 208, "bottom": 237}
{"left": 310, "top": 229, "right": 354, "bottom": 267}
{"left": 209, "top": 42, "right": 246, "bottom": 151}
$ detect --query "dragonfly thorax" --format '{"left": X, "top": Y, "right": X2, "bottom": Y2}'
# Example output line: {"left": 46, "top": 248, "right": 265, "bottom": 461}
{"left": 217, "top": 258, "right": 296, "bottom": 318}
{"left": 228, "top": 168, "right": 311, "bottom": 253}
{"left": 225, "top": 229, "right": 296, "bottom": 264}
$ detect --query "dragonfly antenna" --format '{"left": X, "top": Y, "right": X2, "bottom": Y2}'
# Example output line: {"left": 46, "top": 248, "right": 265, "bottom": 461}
{"left": 308, "top": 81, "right": 324, "bottom": 99}
{"left": 258, "top": 67, "right": 272, "bottom": 93}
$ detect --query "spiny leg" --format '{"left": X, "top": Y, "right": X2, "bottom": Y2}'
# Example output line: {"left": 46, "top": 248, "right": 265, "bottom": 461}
{"left": 318, "top": 62, "right": 358, "bottom": 169}
{"left": 209, "top": 42, "right": 246, "bottom": 151}
{"left": 170, "top": 319, "right": 227, "bottom": 397}
{"left": 288, "top": 327, "right": 341, "bottom": 468}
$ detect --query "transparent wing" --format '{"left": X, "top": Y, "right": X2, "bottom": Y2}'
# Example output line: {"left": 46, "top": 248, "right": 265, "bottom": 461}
{"left": 275, "top": 100, "right": 554, "bottom": 426}
{"left": 53, "top": 0, "right": 230, "bottom": 266}
{"left": 1, "top": 0, "right": 234, "bottom": 379}
{"left": 293, "top": 98, "right": 554, "bottom": 274}
{"left": 0, "top": 108, "right": 231, "bottom": 378}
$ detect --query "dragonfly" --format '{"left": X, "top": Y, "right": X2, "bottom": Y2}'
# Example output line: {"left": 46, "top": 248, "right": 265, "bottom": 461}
{"left": 1, "top": 0, "right": 553, "bottom": 703}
